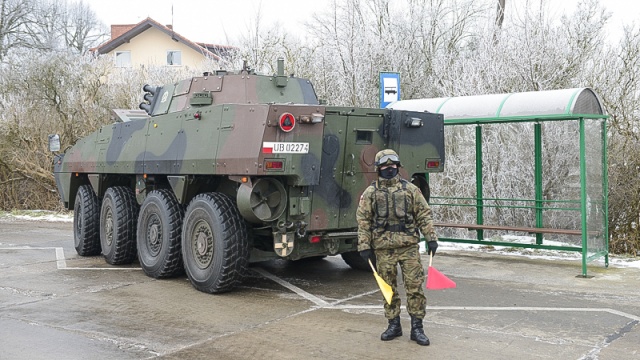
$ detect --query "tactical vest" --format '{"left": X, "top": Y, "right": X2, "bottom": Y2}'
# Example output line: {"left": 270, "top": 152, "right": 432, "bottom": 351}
{"left": 372, "top": 179, "right": 417, "bottom": 236}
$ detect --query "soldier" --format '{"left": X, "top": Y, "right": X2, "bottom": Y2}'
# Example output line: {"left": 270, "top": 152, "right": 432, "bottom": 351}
{"left": 356, "top": 149, "right": 439, "bottom": 346}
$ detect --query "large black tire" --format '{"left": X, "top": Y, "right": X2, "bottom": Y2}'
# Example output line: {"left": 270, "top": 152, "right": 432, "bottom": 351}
{"left": 411, "top": 174, "right": 431, "bottom": 203}
{"left": 100, "top": 186, "right": 139, "bottom": 265}
{"left": 137, "top": 189, "right": 184, "bottom": 278}
{"left": 182, "top": 192, "right": 250, "bottom": 294}
{"left": 341, "top": 250, "right": 371, "bottom": 272}
{"left": 73, "top": 184, "right": 101, "bottom": 256}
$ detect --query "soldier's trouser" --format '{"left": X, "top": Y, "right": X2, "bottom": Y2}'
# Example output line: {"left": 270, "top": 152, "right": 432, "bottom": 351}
{"left": 376, "top": 244, "right": 426, "bottom": 319}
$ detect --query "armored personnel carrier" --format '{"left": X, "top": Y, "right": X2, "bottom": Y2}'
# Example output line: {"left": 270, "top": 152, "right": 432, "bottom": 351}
{"left": 51, "top": 59, "right": 445, "bottom": 294}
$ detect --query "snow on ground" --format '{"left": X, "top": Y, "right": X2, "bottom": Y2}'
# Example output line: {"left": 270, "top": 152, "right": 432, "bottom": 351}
{"left": 417, "top": 235, "right": 640, "bottom": 269}
{"left": 1, "top": 210, "right": 73, "bottom": 223}
{"left": 3, "top": 211, "right": 638, "bottom": 269}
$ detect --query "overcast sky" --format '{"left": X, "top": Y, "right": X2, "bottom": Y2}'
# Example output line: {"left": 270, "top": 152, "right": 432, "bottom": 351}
{"left": 81, "top": 0, "right": 332, "bottom": 44}
{"left": 80, "top": 0, "right": 640, "bottom": 45}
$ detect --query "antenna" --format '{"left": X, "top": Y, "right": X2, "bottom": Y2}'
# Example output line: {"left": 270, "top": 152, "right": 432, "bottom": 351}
{"left": 171, "top": 4, "right": 176, "bottom": 41}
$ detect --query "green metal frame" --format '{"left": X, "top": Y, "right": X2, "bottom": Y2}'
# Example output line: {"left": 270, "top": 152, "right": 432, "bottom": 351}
{"left": 432, "top": 114, "right": 609, "bottom": 277}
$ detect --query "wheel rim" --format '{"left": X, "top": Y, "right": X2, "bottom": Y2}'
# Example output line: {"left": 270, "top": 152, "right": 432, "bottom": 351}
{"left": 104, "top": 206, "right": 114, "bottom": 246}
{"left": 191, "top": 219, "right": 213, "bottom": 269}
{"left": 145, "top": 213, "right": 162, "bottom": 256}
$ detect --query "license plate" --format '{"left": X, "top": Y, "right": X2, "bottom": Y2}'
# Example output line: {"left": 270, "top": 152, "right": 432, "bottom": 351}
{"left": 262, "top": 142, "right": 309, "bottom": 154}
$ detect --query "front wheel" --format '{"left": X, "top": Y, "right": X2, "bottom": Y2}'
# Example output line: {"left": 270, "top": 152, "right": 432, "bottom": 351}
{"left": 74, "top": 185, "right": 101, "bottom": 256}
{"left": 182, "top": 193, "right": 250, "bottom": 294}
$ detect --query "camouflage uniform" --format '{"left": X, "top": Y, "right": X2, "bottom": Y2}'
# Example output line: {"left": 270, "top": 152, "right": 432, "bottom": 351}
{"left": 356, "top": 149, "right": 437, "bottom": 345}
{"left": 356, "top": 173, "right": 437, "bottom": 319}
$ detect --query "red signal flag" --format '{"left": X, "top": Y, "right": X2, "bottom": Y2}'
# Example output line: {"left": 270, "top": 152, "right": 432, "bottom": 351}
{"left": 426, "top": 254, "right": 457, "bottom": 290}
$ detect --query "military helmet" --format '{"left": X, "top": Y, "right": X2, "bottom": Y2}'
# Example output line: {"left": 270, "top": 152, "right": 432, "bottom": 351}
{"left": 374, "top": 149, "right": 402, "bottom": 169}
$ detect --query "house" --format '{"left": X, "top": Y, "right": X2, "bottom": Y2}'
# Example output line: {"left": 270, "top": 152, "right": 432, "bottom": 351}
{"left": 93, "top": 17, "right": 236, "bottom": 68}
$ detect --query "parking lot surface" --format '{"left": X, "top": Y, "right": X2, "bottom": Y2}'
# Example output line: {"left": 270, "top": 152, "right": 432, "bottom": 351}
{"left": 1, "top": 218, "right": 639, "bottom": 359}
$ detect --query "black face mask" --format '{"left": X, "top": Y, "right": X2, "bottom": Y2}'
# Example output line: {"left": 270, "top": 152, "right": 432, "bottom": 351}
{"left": 379, "top": 167, "right": 398, "bottom": 179}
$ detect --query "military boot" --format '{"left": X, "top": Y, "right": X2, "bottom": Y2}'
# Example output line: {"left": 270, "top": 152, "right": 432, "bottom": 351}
{"left": 410, "top": 316, "right": 430, "bottom": 346}
{"left": 380, "top": 316, "right": 402, "bottom": 341}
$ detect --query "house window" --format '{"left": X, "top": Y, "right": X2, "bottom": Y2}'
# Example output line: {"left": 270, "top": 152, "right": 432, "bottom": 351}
{"left": 115, "top": 51, "right": 131, "bottom": 67}
{"left": 167, "top": 50, "right": 182, "bottom": 66}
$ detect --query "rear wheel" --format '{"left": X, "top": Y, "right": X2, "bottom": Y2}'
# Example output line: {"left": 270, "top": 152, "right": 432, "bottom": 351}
{"left": 411, "top": 174, "right": 431, "bottom": 203}
{"left": 182, "top": 192, "right": 250, "bottom": 293}
{"left": 341, "top": 250, "right": 371, "bottom": 272}
{"left": 74, "top": 185, "right": 101, "bottom": 256}
{"left": 137, "top": 189, "right": 184, "bottom": 278}
{"left": 100, "top": 186, "right": 138, "bottom": 265}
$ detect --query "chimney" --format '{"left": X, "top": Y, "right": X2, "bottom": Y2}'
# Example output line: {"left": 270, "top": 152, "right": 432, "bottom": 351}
{"left": 111, "top": 24, "right": 136, "bottom": 39}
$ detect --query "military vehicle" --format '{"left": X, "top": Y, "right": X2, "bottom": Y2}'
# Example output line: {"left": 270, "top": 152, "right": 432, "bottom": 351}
{"left": 51, "top": 59, "right": 445, "bottom": 294}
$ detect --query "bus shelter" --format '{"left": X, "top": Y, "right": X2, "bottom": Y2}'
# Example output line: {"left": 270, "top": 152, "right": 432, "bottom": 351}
{"left": 389, "top": 88, "right": 609, "bottom": 277}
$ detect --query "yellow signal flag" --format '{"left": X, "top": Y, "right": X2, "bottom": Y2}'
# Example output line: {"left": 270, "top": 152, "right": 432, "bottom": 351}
{"left": 369, "top": 259, "right": 393, "bottom": 305}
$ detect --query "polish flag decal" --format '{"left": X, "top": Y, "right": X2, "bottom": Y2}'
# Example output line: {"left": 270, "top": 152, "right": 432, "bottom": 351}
{"left": 262, "top": 142, "right": 309, "bottom": 154}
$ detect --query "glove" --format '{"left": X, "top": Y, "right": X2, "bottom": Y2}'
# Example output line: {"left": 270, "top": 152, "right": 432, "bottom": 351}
{"left": 360, "top": 249, "right": 376, "bottom": 269}
{"left": 427, "top": 241, "right": 438, "bottom": 256}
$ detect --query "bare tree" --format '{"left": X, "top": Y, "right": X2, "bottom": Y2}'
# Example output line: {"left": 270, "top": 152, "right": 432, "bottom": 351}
{"left": 0, "top": 0, "right": 106, "bottom": 57}
{"left": 30, "top": 0, "right": 107, "bottom": 54}
{"left": 61, "top": 0, "right": 108, "bottom": 54}
{"left": 0, "top": 0, "right": 35, "bottom": 59}
{"left": 0, "top": 0, "right": 637, "bottom": 253}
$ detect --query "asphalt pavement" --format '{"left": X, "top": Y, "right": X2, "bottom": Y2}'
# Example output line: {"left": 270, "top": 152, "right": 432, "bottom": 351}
{"left": 1, "top": 218, "right": 639, "bottom": 359}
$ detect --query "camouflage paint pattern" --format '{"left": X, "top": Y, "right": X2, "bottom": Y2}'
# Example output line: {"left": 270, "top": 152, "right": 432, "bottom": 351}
{"left": 376, "top": 245, "right": 427, "bottom": 319}
{"left": 356, "top": 175, "right": 438, "bottom": 251}
{"left": 53, "top": 62, "right": 445, "bottom": 261}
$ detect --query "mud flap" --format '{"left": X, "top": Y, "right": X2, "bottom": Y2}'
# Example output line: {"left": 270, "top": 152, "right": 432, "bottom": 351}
{"left": 274, "top": 232, "right": 294, "bottom": 257}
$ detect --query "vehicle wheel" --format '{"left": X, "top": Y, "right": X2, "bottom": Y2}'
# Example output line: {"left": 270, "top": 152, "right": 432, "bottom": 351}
{"left": 411, "top": 174, "right": 431, "bottom": 203}
{"left": 182, "top": 192, "right": 250, "bottom": 293}
{"left": 100, "top": 186, "right": 138, "bottom": 265}
{"left": 137, "top": 189, "right": 184, "bottom": 278}
{"left": 341, "top": 250, "right": 371, "bottom": 272}
{"left": 74, "top": 184, "right": 101, "bottom": 256}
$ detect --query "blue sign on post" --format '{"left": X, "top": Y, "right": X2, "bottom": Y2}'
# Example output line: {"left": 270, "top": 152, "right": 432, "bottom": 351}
{"left": 379, "top": 72, "right": 400, "bottom": 108}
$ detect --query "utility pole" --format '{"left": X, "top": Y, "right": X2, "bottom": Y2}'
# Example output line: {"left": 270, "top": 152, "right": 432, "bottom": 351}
{"left": 496, "top": 0, "right": 506, "bottom": 29}
{"left": 494, "top": 0, "right": 506, "bottom": 44}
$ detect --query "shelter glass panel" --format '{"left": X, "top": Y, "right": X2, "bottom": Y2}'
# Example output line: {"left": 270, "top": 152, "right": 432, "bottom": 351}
{"left": 480, "top": 123, "right": 536, "bottom": 232}
{"left": 584, "top": 119, "right": 607, "bottom": 256}
{"left": 430, "top": 125, "right": 477, "bottom": 239}
{"left": 540, "top": 121, "right": 582, "bottom": 245}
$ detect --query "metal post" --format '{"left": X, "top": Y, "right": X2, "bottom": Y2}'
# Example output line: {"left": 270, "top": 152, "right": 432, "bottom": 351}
{"left": 476, "top": 125, "right": 484, "bottom": 241}
{"left": 579, "top": 118, "right": 588, "bottom": 277}
{"left": 534, "top": 123, "right": 543, "bottom": 245}
{"left": 602, "top": 120, "right": 609, "bottom": 267}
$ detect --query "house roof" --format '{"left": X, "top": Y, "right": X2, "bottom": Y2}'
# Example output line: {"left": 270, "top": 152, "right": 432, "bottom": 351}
{"left": 94, "top": 17, "right": 236, "bottom": 61}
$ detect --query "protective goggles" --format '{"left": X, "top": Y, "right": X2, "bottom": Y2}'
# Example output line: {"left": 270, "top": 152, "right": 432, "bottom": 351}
{"left": 376, "top": 154, "right": 400, "bottom": 166}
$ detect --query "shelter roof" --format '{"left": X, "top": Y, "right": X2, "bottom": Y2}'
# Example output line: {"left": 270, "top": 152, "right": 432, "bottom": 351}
{"left": 388, "top": 88, "right": 606, "bottom": 123}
